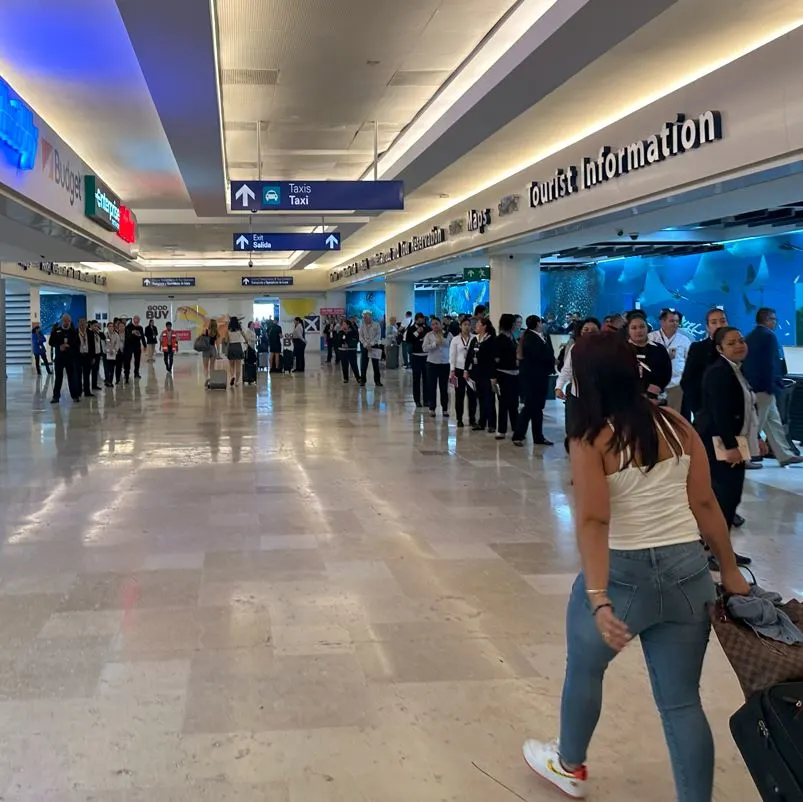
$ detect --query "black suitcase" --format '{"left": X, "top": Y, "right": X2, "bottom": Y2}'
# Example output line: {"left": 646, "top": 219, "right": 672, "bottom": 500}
{"left": 283, "top": 348, "right": 294, "bottom": 373}
{"left": 730, "top": 682, "right": 803, "bottom": 801}
{"left": 243, "top": 360, "right": 257, "bottom": 385}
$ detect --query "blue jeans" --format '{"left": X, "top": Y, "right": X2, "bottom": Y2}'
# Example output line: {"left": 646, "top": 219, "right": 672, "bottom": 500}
{"left": 559, "top": 541, "right": 716, "bottom": 802}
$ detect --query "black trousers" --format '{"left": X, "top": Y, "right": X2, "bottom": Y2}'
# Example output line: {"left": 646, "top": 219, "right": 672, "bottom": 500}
{"left": 163, "top": 349, "right": 174, "bottom": 372}
{"left": 360, "top": 351, "right": 381, "bottom": 385}
{"left": 80, "top": 353, "right": 94, "bottom": 395}
{"left": 293, "top": 341, "right": 306, "bottom": 372}
{"left": 34, "top": 353, "right": 52, "bottom": 374}
{"left": 115, "top": 355, "right": 124, "bottom": 383}
{"left": 91, "top": 355, "right": 101, "bottom": 389}
{"left": 455, "top": 373, "right": 477, "bottom": 424}
{"left": 53, "top": 359, "right": 80, "bottom": 400}
{"left": 124, "top": 347, "right": 141, "bottom": 379}
{"left": 327, "top": 339, "right": 334, "bottom": 363}
{"left": 513, "top": 375, "right": 548, "bottom": 442}
{"left": 475, "top": 376, "right": 497, "bottom": 431}
{"left": 340, "top": 350, "right": 359, "bottom": 381}
{"left": 411, "top": 356, "right": 429, "bottom": 407}
{"left": 707, "top": 447, "right": 746, "bottom": 530}
{"left": 104, "top": 357, "right": 116, "bottom": 386}
{"left": 496, "top": 373, "right": 520, "bottom": 435}
{"left": 427, "top": 362, "right": 450, "bottom": 412}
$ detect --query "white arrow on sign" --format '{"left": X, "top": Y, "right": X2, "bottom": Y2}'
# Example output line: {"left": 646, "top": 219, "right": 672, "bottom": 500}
{"left": 143, "top": 278, "right": 151, "bottom": 286}
{"left": 235, "top": 235, "right": 250, "bottom": 250}
{"left": 234, "top": 184, "right": 256, "bottom": 208}
{"left": 325, "top": 234, "right": 339, "bottom": 249}
{"left": 243, "top": 277, "right": 251, "bottom": 286}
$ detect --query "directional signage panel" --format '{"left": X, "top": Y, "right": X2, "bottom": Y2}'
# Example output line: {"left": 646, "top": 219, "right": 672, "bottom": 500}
{"left": 142, "top": 277, "right": 196, "bottom": 288}
{"left": 230, "top": 180, "right": 404, "bottom": 212}
{"left": 241, "top": 276, "right": 294, "bottom": 287}
{"left": 233, "top": 232, "right": 340, "bottom": 252}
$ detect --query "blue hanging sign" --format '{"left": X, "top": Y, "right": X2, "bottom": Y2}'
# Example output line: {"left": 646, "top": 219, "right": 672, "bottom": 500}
{"left": 241, "top": 276, "right": 294, "bottom": 287}
{"left": 230, "top": 180, "right": 404, "bottom": 212}
{"left": 142, "top": 277, "right": 196, "bottom": 288}
{"left": 233, "top": 232, "right": 340, "bottom": 252}
{"left": 0, "top": 77, "right": 38, "bottom": 170}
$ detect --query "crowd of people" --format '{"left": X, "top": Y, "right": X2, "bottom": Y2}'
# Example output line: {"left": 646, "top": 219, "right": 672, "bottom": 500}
{"left": 41, "top": 313, "right": 175, "bottom": 403}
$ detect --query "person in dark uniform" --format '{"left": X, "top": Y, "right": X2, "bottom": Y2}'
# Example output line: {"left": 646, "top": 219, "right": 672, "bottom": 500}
{"left": 124, "top": 315, "right": 145, "bottom": 382}
{"left": 512, "top": 315, "right": 555, "bottom": 447}
{"left": 406, "top": 313, "right": 431, "bottom": 408}
{"left": 144, "top": 319, "right": 158, "bottom": 362}
{"left": 464, "top": 317, "right": 498, "bottom": 433}
{"left": 49, "top": 314, "right": 81, "bottom": 403}
{"left": 680, "top": 307, "right": 728, "bottom": 418}
{"left": 694, "top": 326, "right": 758, "bottom": 569}
{"left": 626, "top": 314, "right": 672, "bottom": 401}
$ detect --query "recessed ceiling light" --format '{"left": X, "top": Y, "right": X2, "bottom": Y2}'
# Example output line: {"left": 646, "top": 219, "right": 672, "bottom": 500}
{"left": 366, "top": 60, "right": 381, "bottom": 66}
{"left": 438, "top": 193, "right": 450, "bottom": 199}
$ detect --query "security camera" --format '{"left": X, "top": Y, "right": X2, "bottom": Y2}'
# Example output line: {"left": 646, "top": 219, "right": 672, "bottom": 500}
{"left": 508, "top": 254, "right": 515, "bottom": 260}
{"left": 629, "top": 232, "right": 639, "bottom": 241}
{"left": 250, "top": 206, "right": 258, "bottom": 214}
{"left": 248, "top": 259, "right": 254, "bottom": 269}
{"left": 616, "top": 229, "right": 624, "bottom": 237}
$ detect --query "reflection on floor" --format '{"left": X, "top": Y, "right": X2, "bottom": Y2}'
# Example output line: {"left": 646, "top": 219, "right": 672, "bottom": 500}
{"left": 0, "top": 357, "right": 800, "bottom": 801}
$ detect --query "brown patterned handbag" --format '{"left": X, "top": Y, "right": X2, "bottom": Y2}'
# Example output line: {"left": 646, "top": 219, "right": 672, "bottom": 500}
{"left": 710, "top": 594, "right": 803, "bottom": 699}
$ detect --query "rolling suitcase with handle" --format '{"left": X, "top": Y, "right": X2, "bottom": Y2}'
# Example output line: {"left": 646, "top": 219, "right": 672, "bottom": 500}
{"left": 730, "top": 682, "right": 803, "bottom": 801}
{"left": 207, "top": 369, "right": 228, "bottom": 390}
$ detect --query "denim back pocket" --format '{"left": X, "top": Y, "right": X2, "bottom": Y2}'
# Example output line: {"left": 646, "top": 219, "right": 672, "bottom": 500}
{"left": 676, "top": 563, "right": 717, "bottom": 619}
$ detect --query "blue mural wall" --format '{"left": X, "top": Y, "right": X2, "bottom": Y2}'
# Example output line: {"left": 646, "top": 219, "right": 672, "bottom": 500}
{"left": 542, "top": 232, "right": 803, "bottom": 344}
{"left": 345, "top": 290, "right": 385, "bottom": 321}
{"left": 40, "top": 294, "right": 87, "bottom": 334}
{"left": 443, "top": 280, "right": 490, "bottom": 316}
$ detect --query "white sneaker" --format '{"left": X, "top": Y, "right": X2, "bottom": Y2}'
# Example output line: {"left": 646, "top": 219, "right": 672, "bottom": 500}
{"left": 523, "top": 739, "right": 587, "bottom": 799}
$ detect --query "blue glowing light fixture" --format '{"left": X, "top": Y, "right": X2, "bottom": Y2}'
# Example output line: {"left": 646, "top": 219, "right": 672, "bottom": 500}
{"left": 0, "top": 77, "right": 39, "bottom": 170}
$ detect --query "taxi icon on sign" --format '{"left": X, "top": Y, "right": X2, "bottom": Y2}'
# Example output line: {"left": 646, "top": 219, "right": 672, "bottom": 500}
{"left": 263, "top": 186, "right": 281, "bottom": 206}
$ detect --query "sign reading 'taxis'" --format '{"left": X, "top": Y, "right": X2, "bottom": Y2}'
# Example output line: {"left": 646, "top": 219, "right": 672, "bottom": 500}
{"left": 233, "top": 232, "right": 340, "bottom": 252}
{"left": 230, "top": 180, "right": 404, "bottom": 212}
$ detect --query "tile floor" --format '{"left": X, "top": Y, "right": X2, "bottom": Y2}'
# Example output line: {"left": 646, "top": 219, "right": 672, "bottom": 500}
{"left": 0, "top": 357, "right": 801, "bottom": 801}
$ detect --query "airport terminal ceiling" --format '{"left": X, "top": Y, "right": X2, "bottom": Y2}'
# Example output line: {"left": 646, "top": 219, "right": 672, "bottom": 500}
{"left": 0, "top": 0, "right": 802, "bottom": 285}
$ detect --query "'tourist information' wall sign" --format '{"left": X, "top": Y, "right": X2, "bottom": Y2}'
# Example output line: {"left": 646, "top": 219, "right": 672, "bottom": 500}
{"left": 528, "top": 111, "right": 723, "bottom": 209}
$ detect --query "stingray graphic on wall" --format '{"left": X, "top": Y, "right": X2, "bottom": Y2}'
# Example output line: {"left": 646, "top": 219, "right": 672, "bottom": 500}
{"left": 638, "top": 265, "right": 688, "bottom": 308}
{"left": 684, "top": 252, "right": 731, "bottom": 295}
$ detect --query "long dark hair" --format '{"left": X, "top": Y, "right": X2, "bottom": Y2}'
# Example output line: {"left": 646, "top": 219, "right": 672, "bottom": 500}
{"left": 498, "top": 313, "right": 515, "bottom": 334}
{"left": 568, "top": 334, "right": 682, "bottom": 471}
{"left": 228, "top": 316, "right": 242, "bottom": 332}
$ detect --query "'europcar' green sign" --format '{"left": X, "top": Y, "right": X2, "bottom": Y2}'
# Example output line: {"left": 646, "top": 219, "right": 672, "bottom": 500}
{"left": 84, "top": 175, "right": 121, "bottom": 232}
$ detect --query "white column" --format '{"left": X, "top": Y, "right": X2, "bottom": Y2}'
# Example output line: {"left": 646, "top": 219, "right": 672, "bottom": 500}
{"left": 323, "top": 290, "right": 346, "bottom": 312}
{"left": 385, "top": 281, "right": 416, "bottom": 322}
{"left": 29, "top": 285, "right": 40, "bottom": 325}
{"left": 489, "top": 256, "right": 541, "bottom": 319}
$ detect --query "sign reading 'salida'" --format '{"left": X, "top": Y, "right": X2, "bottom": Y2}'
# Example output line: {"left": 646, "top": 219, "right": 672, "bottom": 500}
{"left": 528, "top": 110, "right": 723, "bottom": 208}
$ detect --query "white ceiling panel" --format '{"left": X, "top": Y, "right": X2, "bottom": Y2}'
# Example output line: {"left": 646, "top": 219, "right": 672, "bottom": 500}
{"left": 216, "top": 0, "right": 518, "bottom": 182}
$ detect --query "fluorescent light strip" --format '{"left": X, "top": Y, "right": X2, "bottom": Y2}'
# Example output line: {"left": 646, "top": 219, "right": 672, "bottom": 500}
{"left": 372, "top": 0, "right": 561, "bottom": 178}
{"left": 340, "top": 18, "right": 803, "bottom": 271}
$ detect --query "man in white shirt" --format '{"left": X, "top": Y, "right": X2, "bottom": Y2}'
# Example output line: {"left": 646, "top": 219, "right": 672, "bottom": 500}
{"left": 648, "top": 308, "right": 692, "bottom": 412}
{"left": 358, "top": 311, "right": 383, "bottom": 387}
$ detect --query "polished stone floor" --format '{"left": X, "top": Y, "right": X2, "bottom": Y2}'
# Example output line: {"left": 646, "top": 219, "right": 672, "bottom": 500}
{"left": 0, "top": 355, "right": 801, "bottom": 801}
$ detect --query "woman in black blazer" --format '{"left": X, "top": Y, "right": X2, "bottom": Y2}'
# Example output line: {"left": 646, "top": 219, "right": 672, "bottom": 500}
{"left": 464, "top": 317, "right": 498, "bottom": 433}
{"left": 627, "top": 314, "right": 672, "bottom": 399}
{"left": 694, "top": 326, "right": 759, "bottom": 568}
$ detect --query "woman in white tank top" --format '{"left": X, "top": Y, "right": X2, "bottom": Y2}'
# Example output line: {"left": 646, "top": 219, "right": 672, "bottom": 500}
{"left": 523, "top": 333, "right": 750, "bottom": 802}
